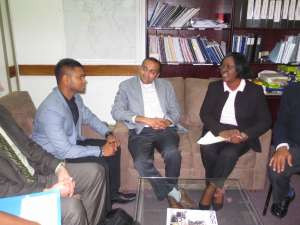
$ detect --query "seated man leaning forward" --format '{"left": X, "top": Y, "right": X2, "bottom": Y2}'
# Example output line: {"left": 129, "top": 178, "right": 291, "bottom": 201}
{"left": 32, "top": 58, "right": 135, "bottom": 205}
{"left": 268, "top": 83, "right": 300, "bottom": 218}
{"left": 0, "top": 105, "right": 107, "bottom": 225}
{"left": 111, "top": 57, "right": 195, "bottom": 208}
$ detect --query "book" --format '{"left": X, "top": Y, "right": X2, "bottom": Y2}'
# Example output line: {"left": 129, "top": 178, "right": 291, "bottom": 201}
{"left": 166, "top": 208, "right": 218, "bottom": 225}
{"left": 0, "top": 190, "right": 61, "bottom": 225}
{"left": 273, "top": 0, "right": 282, "bottom": 22}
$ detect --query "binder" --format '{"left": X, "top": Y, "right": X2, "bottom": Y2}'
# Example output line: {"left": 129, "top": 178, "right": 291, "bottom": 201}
{"left": 260, "top": 0, "right": 270, "bottom": 19}
{"left": 273, "top": 0, "right": 282, "bottom": 22}
{"left": 254, "top": 36, "right": 262, "bottom": 62}
{"left": 247, "top": 0, "right": 255, "bottom": 19}
{"left": 268, "top": 0, "right": 276, "bottom": 20}
{"left": 253, "top": 0, "right": 262, "bottom": 19}
{"left": 0, "top": 190, "right": 61, "bottom": 225}
{"left": 288, "top": 0, "right": 296, "bottom": 20}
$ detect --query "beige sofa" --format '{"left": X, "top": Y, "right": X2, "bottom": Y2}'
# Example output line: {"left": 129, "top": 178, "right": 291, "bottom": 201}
{"left": 0, "top": 78, "right": 271, "bottom": 192}
{"left": 113, "top": 77, "right": 272, "bottom": 191}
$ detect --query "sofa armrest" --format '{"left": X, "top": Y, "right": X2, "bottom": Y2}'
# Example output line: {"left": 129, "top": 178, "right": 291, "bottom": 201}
{"left": 113, "top": 122, "right": 133, "bottom": 190}
{"left": 253, "top": 129, "right": 272, "bottom": 190}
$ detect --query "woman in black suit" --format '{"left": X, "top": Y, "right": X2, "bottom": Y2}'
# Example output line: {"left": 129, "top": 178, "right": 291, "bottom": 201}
{"left": 198, "top": 52, "right": 271, "bottom": 210}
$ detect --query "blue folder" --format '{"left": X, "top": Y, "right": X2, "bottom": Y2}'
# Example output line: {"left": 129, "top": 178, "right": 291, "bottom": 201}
{"left": 0, "top": 189, "right": 61, "bottom": 225}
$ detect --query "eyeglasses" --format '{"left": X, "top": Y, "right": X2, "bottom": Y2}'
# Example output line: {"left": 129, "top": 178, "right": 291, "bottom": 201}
{"left": 219, "top": 64, "right": 236, "bottom": 71}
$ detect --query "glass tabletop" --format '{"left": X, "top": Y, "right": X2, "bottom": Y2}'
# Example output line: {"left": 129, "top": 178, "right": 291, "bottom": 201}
{"left": 134, "top": 177, "right": 264, "bottom": 225}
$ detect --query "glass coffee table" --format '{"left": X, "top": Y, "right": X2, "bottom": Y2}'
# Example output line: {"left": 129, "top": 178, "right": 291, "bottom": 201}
{"left": 134, "top": 177, "right": 264, "bottom": 225}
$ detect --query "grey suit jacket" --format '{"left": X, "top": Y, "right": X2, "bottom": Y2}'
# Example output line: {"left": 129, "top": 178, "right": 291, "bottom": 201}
{"left": 111, "top": 76, "right": 183, "bottom": 134}
{"left": 32, "top": 87, "right": 110, "bottom": 159}
{"left": 0, "top": 105, "right": 60, "bottom": 197}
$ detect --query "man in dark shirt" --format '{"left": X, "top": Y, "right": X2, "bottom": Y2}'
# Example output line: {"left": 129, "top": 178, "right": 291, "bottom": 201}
{"left": 32, "top": 58, "right": 135, "bottom": 204}
{"left": 268, "top": 83, "right": 300, "bottom": 218}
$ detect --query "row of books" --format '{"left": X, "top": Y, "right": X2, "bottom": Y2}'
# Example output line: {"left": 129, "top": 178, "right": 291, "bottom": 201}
{"left": 269, "top": 34, "right": 300, "bottom": 63}
{"left": 231, "top": 34, "right": 262, "bottom": 62}
{"left": 247, "top": 0, "right": 300, "bottom": 22}
{"left": 148, "top": 1, "right": 200, "bottom": 28}
{"left": 149, "top": 35, "right": 226, "bottom": 64}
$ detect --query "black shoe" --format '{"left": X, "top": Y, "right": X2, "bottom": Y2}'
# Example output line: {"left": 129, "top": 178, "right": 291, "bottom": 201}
{"left": 117, "top": 191, "right": 136, "bottom": 200}
{"left": 271, "top": 190, "right": 295, "bottom": 218}
{"left": 111, "top": 193, "right": 136, "bottom": 204}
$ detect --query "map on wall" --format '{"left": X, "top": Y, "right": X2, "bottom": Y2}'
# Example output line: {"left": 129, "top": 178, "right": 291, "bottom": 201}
{"left": 63, "top": 0, "right": 137, "bottom": 64}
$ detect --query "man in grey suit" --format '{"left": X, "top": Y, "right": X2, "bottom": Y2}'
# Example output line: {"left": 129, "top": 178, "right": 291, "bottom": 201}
{"left": 32, "top": 58, "right": 135, "bottom": 204}
{"left": 0, "top": 105, "right": 107, "bottom": 225}
{"left": 111, "top": 57, "right": 195, "bottom": 208}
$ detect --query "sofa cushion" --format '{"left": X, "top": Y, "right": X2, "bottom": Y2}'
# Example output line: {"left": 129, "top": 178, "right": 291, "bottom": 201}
{"left": 164, "top": 77, "right": 185, "bottom": 115}
{"left": 0, "top": 91, "right": 36, "bottom": 137}
{"left": 184, "top": 78, "right": 209, "bottom": 126}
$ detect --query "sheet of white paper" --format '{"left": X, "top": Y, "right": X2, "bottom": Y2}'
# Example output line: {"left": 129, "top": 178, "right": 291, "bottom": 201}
{"left": 20, "top": 192, "right": 60, "bottom": 225}
{"left": 197, "top": 131, "right": 227, "bottom": 145}
{"left": 166, "top": 208, "right": 218, "bottom": 225}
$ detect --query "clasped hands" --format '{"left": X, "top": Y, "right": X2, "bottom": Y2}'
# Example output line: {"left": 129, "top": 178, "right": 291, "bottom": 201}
{"left": 136, "top": 116, "right": 171, "bottom": 130}
{"left": 102, "top": 133, "right": 120, "bottom": 157}
{"left": 45, "top": 165, "right": 75, "bottom": 198}
{"left": 219, "top": 129, "right": 248, "bottom": 144}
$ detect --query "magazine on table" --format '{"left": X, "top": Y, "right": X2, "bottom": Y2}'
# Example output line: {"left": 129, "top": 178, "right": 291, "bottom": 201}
{"left": 166, "top": 208, "right": 218, "bottom": 225}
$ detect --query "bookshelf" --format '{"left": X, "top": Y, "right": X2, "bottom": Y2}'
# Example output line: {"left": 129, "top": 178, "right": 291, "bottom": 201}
{"left": 146, "top": 0, "right": 300, "bottom": 78}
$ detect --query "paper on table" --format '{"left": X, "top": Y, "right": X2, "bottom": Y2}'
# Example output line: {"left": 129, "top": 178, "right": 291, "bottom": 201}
{"left": 197, "top": 131, "right": 227, "bottom": 145}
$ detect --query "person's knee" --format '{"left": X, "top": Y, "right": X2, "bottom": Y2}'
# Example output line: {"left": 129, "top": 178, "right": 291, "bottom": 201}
{"left": 163, "top": 149, "right": 181, "bottom": 163}
{"left": 84, "top": 163, "right": 106, "bottom": 186}
{"left": 268, "top": 166, "right": 286, "bottom": 181}
{"left": 221, "top": 150, "right": 239, "bottom": 161}
{"left": 134, "top": 158, "right": 154, "bottom": 175}
{"left": 62, "top": 199, "right": 88, "bottom": 225}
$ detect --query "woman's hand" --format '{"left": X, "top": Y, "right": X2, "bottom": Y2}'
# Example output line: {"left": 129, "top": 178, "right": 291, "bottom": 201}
{"left": 219, "top": 129, "right": 240, "bottom": 139}
{"left": 219, "top": 129, "right": 248, "bottom": 144}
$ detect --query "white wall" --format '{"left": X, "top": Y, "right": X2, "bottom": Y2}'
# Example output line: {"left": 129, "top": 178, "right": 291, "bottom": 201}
{"left": 9, "top": 0, "right": 145, "bottom": 123}
{"left": 20, "top": 75, "right": 132, "bottom": 124}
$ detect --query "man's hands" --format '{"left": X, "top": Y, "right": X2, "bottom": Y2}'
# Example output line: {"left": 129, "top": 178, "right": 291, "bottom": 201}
{"left": 135, "top": 116, "right": 172, "bottom": 130}
{"left": 269, "top": 147, "right": 293, "bottom": 173}
{"left": 219, "top": 129, "right": 248, "bottom": 144}
{"left": 102, "top": 134, "right": 120, "bottom": 157}
{"left": 45, "top": 165, "right": 75, "bottom": 198}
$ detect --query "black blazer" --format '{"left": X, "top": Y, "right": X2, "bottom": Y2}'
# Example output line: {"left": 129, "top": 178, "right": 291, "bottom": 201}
{"left": 200, "top": 80, "right": 271, "bottom": 152}
{"left": 0, "top": 105, "right": 61, "bottom": 197}
{"left": 273, "top": 83, "right": 300, "bottom": 148}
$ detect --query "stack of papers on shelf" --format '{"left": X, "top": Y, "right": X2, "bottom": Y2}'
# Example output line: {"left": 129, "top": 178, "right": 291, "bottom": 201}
{"left": 197, "top": 131, "right": 227, "bottom": 145}
{"left": 191, "top": 19, "right": 229, "bottom": 28}
{"left": 258, "top": 70, "right": 289, "bottom": 83}
{"left": 257, "top": 70, "right": 289, "bottom": 95}
{"left": 166, "top": 208, "right": 218, "bottom": 225}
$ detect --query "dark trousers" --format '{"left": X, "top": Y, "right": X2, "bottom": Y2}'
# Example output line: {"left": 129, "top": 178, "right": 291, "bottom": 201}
{"left": 200, "top": 141, "right": 249, "bottom": 187}
{"left": 128, "top": 127, "right": 181, "bottom": 200}
{"left": 268, "top": 145, "right": 300, "bottom": 203}
{"left": 66, "top": 139, "right": 121, "bottom": 208}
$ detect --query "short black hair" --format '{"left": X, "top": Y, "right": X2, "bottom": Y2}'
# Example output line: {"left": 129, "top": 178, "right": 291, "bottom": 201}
{"left": 55, "top": 58, "right": 83, "bottom": 84}
{"left": 222, "top": 52, "right": 252, "bottom": 79}
{"left": 141, "top": 57, "right": 161, "bottom": 72}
